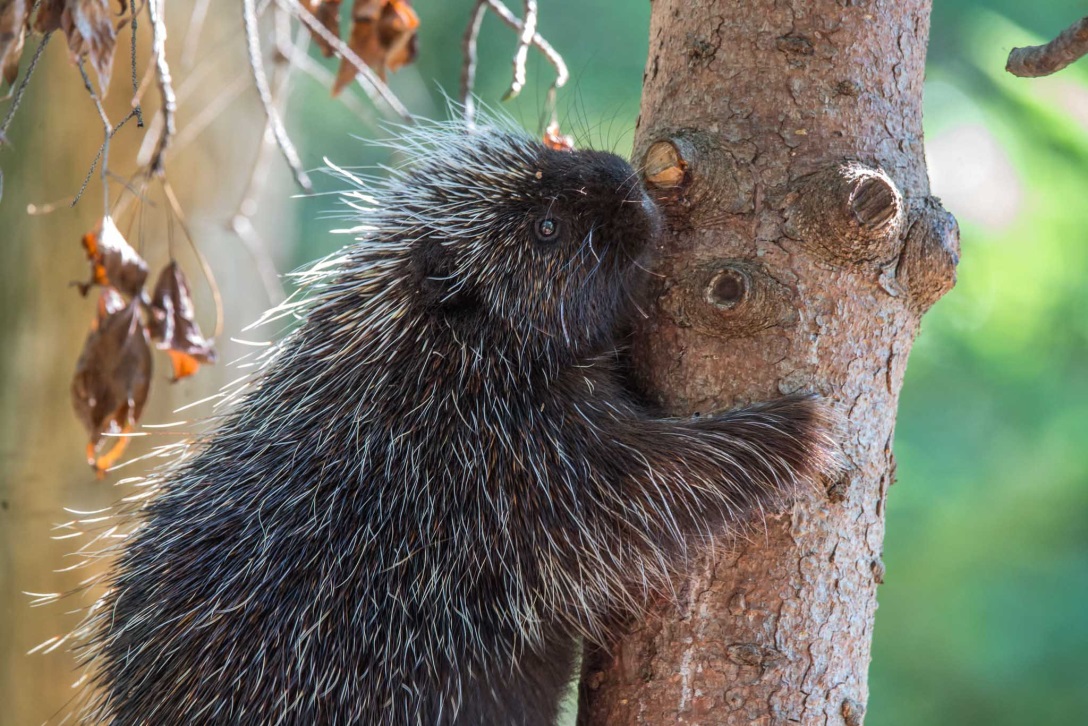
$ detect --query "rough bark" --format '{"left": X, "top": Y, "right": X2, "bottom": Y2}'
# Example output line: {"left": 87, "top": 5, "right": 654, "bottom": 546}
{"left": 581, "top": 1, "right": 957, "bottom": 724}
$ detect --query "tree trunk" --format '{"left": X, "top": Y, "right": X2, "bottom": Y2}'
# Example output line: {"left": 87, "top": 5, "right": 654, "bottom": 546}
{"left": 582, "top": 1, "right": 957, "bottom": 724}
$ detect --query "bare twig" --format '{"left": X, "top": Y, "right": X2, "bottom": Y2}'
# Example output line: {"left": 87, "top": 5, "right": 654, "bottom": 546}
{"left": 162, "top": 178, "right": 225, "bottom": 337}
{"left": 484, "top": 0, "right": 568, "bottom": 90}
{"left": 1007, "top": 16, "right": 1088, "bottom": 78}
{"left": 71, "top": 109, "right": 138, "bottom": 209}
{"left": 243, "top": 0, "right": 312, "bottom": 192}
{"left": 75, "top": 59, "right": 115, "bottom": 215}
{"left": 278, "top": 0, "right": 413, "bottom": 122}
{"left": 291, "top": 50, "right": 376, "bottom": 126}
{"left": 460, "top": 0, "right": 569, "bottom": 125}
{"left": 169, "top": 74, "right": 250, "bottom": 152}
{"left": 147, "top": 0, "right": 177, "bottom": 176}
{"left": 130, "top": 3, "right": 144, "bottom": 126}
{"left": 134, "top": 0, "right": 285, "bottom": 168}
{"left": 181, "top": 0, "right": 214, "bottom": 69}
{"left": 460, "top": 1, "right": 489, "bottom": 126}
{"left": 503, "top": 0, "right": 537, "bottom": 101}
{"left": 28, "top": 196, "right": 77, "bottom": 215}
{"left": 0, "top": 32, "right": 52, "bottom": 141}
{"left": 228, "top": 4, "right": 301, "bottom": 306}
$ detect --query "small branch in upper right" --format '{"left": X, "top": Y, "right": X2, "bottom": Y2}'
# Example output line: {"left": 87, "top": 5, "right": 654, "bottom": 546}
{"left": 1006, "top": 15, "right": 1088, "bottom": 78}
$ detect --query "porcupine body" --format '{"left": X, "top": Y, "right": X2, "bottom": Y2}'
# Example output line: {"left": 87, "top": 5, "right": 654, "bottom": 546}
{"left": 77, "top": 122, "right": 836, "bottom": 725}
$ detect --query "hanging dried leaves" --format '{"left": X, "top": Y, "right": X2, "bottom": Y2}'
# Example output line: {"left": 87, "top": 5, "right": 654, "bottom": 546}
{"left": 71, "top": 289, "right": 152, "bottom": 477}
{"left": 70, "top": 217, "right": 217, "bottom": 474}
{"left": 61, "top": 0, "right": 117, "bottom": 93}
{"left": 78, "top": 215, "right": 148, "bottom": 298}
{"left": 330, "top": 0, "right": 419, "bottom": 95}
{"left": 0, "top": 0, "right": 28, "bottom": 86}
{"left": 3, "top": 1, "right": 122, "bottom": 90}
{"left": 32, "top": 0, "right": 64, "bottom": 33}
{"left": 148, "top": 261, "right": 217, "bottom": 381}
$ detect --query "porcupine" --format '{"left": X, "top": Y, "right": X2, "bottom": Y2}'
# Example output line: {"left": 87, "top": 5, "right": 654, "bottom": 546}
{"left": 73, "top": 121, "right": 837, "bottom": 725}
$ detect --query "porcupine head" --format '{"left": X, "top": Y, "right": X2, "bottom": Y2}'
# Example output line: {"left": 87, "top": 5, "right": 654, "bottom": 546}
{"left": 71, "top": 120, "right": 839, "bottom": 726}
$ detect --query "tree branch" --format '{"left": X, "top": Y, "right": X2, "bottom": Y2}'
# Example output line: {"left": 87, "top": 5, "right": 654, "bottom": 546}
{"left": 0, "top": 31, "right": 51, "bottom": 142}
{"left": 1006, "top": 15, "right": 1088, "bottom": 78}
{"left": 243, "top": 0, "right": 312, "bottom": 192}
{"left": 147, "top": 0, "right": 177, "bottom": 176}
{"left": 502, "top": 0, "right": 537, "bottom": 101}
{"left": 459, "top": 0, "right": 569, "bottom": 126}
{"left": 74, "top": 58, "right": 116, "bottom": 214}
{"left": 460, "top": 1, "right": 489, "bottom": 126}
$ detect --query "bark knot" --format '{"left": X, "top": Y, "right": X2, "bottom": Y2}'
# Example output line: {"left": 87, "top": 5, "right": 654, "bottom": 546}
{"left": 657, "top": 260, "right": 797, "bottom": 339}
{"left": 842, "top": 697, "right": 866, "bottom": 726}
{"left": 893, "top": 197, "right": 960, "bottom": 312}
{"left": 726, "top": 643, "right": 788, "bottom": 669}
{"left": 787, "top": 162, "right": 905, "bottom": 267}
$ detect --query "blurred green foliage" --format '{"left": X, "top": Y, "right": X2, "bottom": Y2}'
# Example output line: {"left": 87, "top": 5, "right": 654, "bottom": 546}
{"left": 284, "top": 1, "right": 1088, "bottom": 723}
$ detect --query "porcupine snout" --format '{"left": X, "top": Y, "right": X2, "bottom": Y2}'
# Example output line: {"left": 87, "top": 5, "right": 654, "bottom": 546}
{"left": 577, "top": 149, "right": 662, "bottom": 260}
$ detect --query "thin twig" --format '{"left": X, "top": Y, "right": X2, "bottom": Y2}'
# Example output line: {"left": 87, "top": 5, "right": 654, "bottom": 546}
{"left": 1007, "top": 16, "right": 1088, "bottom": 78}
{"left": 278, "top": 0, "right": 413, "bottom": 122}
{"left": 131, "top": 46, "right": 157, "bottom": 111}
{"left": 28, "top": 196, "right": 77, "bottom": 216}
{"left": 243, "top": 0, "right": 312, "bottom": 192}
{"left": 162, "top": 178, "right": 225, "bottom": 338}
{"left": 75, "top": 59, "right": 114, "bottom": 215}
{"left": 228, "top": 3, "right": 302, "bottom": 306}
{"left": 460, "top": 1, "right": 489, "bottom": 126}
{"left": 71, "top": 109, "right": 138, "bottom": 208}
{"left": 502, "top": 1, "right": 537, "bottom": 101}
{"left": 111, "top": 168, "right": 153, "bottom": 223}
{"left": 130, "top": 3, "right": 144, "bottom": 126}
{"left": 134, "top": 0, "right": 280, "bottom": 168}
{"left": 484, "top": 0, "right": 568, "bottom": 89}
{"left": 230, "top": 215, "right": 286, "bottom": 306}
{"left": 169, "top": 74, "right": 250, "bottom": 152}
{"left": 460, "top": 0, "right": 569, "bottom": 126}
{"left": 0, "top": 32, "right": 52, "bottom": 141}
{"left": 181, "top": 0, "right": 214, "bottom": 69}
{"left": 291, "top": 50, "right": 376, "bottom": 127}
{"left": 147, "top": 0, "right": 177, "bottom": 176}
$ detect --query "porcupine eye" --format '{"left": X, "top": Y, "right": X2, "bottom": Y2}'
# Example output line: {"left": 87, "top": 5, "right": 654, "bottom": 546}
{"left": 533, "top": 217, "right": 561, "bottom": 245}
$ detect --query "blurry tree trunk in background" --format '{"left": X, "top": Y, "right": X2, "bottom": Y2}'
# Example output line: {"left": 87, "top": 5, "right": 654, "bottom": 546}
{"left": 582, "top": 1, "right": 958, "bottom": 724}
{"left": 0, "top": 44, "right": 122, "bottom": 724}
{"left": 0, "top": 4, "right": 283, "bottom": 723}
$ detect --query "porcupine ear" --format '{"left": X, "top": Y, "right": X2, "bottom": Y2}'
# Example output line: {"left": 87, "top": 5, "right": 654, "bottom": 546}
{"left": 412, "top": 235, "right": 480, "bottom": 317}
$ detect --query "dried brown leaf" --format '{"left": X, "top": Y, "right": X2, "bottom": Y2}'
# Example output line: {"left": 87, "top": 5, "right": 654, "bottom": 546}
{"left": 544, "top": 121, "right": 574, "bottom": 152}
{"left": 71, "top": 290, "right": 152, "bottom": 475}
{"left": 149, "top": 261, "right": 216, "bottom": 381}
{"left": 0, "top": 0, "right": 28, "bottom": 86}
{"left": 78, "top": 215, "right": 149, "bottom": 298}
{"left": 332, "top": 0, "right": 418, "bottom": 95}
{"left": 303, "top": 0, "right": 341, "bottom": 58}
{"left": 33, "top": 0, "right": 64, "bottom": 33}
{"left": 92, "top": 285, "right": 125, "bottom": 329}
{"left": 61, "top": 0, "right": 116, "bottom": 94}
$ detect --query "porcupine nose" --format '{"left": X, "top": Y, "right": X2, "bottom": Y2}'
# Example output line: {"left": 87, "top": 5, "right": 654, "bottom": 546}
{"left": 619, "top": 177, "right": 662, "bottom": 258}
{"left": 580, "top": 149, "right": 661, "bottom": 257}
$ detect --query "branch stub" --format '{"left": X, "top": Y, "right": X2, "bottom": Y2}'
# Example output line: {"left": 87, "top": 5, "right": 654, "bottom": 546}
{"left": 788, "top": 162, "right": 905, "bottom": 266}
{"left": 896, "top": 197, "right": 960, "bottom": 312}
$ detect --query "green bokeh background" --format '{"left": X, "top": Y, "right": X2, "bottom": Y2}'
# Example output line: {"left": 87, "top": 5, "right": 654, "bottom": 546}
{"left": 286, "top": 1, "right": 1088, "bottom": 722}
